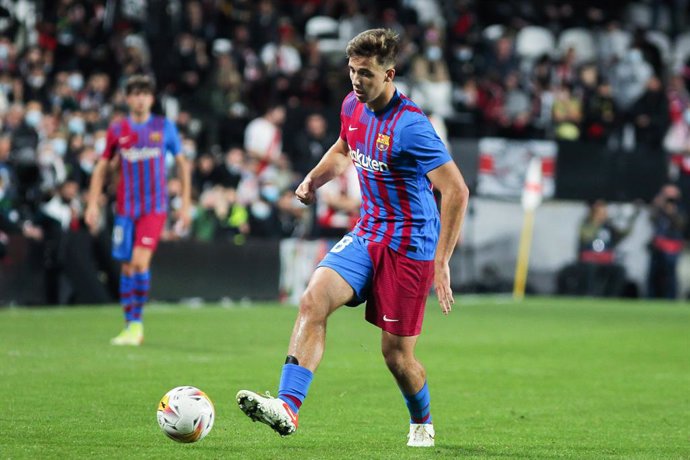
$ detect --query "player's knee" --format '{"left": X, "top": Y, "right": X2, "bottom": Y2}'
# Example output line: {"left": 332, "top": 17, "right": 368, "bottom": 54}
{"left": 131, "top": 261, "right": 148, "bottom": 273}
{"left": 298, "top": 288, "right": 329, "bottom": 323}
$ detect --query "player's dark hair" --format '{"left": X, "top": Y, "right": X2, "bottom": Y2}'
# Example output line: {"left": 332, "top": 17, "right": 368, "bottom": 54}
{"left": 125, "top": 75, "right": 155, "bottom": 95}
{"left": 346, "top": 28, "right": 400, "bottom": 69}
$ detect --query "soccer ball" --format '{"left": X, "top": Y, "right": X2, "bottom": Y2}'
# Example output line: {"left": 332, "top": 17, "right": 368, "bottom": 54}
{"left": 157, "top": 386, "right": 215, "bottom": 443}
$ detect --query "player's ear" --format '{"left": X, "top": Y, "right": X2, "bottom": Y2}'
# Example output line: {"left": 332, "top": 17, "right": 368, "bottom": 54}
{"left": 384, "top": 68, "right": 395, "bottom": 82}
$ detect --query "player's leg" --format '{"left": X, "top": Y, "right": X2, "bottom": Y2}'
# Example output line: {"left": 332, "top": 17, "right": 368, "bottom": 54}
{"left": 238, "top": 232, "right": 371, "bottom": 436}
{"left": 237, "top": 267, "right": 355, "bottom": 436}
{"left": 366, "top": 242, "right": 436, "bottom": 446}
{"left": 110, "top": 215, "right": 137, "bottom": 345}
{"left": 381, "top": 332, "right": 435, "bottom": 447}
{"left": 111, "top": 214, "right": 165, "bottom": 346}
{"left": 129, "top": 246, "right": 154, "bottom": 322}
{"left": 129, "top": 213, "right": 166, "bottom": 327}
{"left": 286, "top": 266, "right": 354, "bottom": 370}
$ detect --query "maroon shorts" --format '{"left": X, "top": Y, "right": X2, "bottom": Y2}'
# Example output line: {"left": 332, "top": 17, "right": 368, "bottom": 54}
{"left": 133, "top": 213, "right": 167, "bottom": 251}
{"left": 365, "top": 242, "right": 435, "bottom": 337}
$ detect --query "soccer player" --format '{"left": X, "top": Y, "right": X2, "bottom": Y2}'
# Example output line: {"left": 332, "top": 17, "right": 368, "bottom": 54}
{"left": 85, "top": 75, "right": 191, "bottom": 346}
{"left": 237, "top": 29, "right": 469, "bottom": 447}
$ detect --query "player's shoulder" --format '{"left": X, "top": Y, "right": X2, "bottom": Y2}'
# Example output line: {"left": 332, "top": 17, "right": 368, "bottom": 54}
{"left": 341, "top": 91, "right": 358, "bottom": 115}
{"left": 107, "top": 117, "right": 130, "bottom": 135}
{"left": 396, "top": 93, "right": 426, "bottom": 118}
{"left": 394, "top": 94, "right": 429, "bottom": 128}
{"left": 151, "top": 114, "right": 171, "bottom": 129}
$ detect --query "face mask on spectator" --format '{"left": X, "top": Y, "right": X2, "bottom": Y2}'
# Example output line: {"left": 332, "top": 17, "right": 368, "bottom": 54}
{"left": 52, "top": 138, "right": 67, "bottom": 156}
{"left": 68, "top": 117, "right": 86, "bottom": 134}
{"left": 0, "top": 82, "right": 11, "bottom": 95}
{"left": 251, "top": 201, "right": 272, "bottom": 220}
{"left": 68, "top": 73, "right": 84, "bottom": 91}
{"left": 25, "top": 110, "right": 42, "bottom": 128}
{"left": 94, "top": 137, "right": 106, "bottom": 154}
{"left": 628, "top": 49, "right": 642, "bottom": 64}
{"left": 27, "top": 75, "right": 45, "bottom": 88}
{"left": 80, "top": 159, "right": 94, "bottom": 174}
{"left": 261, "top": 185, "right": 280, "bottom": 203}
{"left": 0, "top": 44, "right": 8, "bottom": 60}
{"left": 426, "top": 46, "right": 442, "bottom": 61}
{"left": 455, "top": 48, "right": 472, "bottom": 61}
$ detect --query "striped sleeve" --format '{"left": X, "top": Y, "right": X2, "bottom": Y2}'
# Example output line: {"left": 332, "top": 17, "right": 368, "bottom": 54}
{"left": 399, "top": 113, "right": 452, "bottom": 175}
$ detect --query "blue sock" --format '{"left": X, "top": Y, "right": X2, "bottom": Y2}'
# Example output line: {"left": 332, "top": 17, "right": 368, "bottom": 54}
{"left": 278, "top": 364, "right": 313, "bottom": 414}
{"left": 402, "top": 381, "right": 432, "bottom": 424}
{"left": 132, "top": 271, "right": 150, "bottom": 322}
{"left": 120, "top": 274, "right": 134, "bottom": 322}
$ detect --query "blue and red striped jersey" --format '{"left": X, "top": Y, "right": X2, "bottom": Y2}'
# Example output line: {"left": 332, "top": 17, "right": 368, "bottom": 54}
{"left": 101, "top": 115, "right": 181, "bottom": 218}
{"left": 340, "top": 90, "right": 452, "bottom": 261}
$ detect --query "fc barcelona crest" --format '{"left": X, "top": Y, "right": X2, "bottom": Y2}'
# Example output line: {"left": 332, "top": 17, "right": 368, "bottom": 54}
{"left": 376, "top": 133, "right": 390, "bottom": 151}
{"left": 149, "top": 131, "right": 162, "bottom": 142}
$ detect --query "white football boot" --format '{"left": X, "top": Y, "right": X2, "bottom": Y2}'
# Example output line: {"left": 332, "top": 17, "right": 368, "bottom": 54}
{"left": 236, "top": 390, "right": 298, "bottom": 436}
{"left": 110, "top": 322, "right": 144, "bottom": 346}
{"left": 407, "top": 423, "right": 435, "bottom": 447}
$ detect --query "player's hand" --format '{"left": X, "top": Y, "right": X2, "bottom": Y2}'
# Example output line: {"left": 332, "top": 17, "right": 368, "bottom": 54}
{"left": 84, "top": 205, "right": 100, "bottom": 231}
{"left": 434, "top": 261, "right": 454, "bottom": 315}
{"left": 295, "top": 177, "right": 316, "bottom": 205}
{"left": 176, "top": 205, "right": 192, "bottom": 232}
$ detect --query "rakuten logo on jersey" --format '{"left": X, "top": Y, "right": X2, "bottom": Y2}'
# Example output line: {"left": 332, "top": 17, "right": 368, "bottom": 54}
{"left": 350, "top": 148, "right": 389, "bottom": 173}
{"left": 121, "top": 147, "right": 162, "bottom": 162}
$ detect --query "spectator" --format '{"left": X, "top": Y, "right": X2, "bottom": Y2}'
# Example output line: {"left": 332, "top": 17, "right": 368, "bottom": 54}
{"left": 482, "top": 35, "right": 519, "bottom": 82}
{"left": 664, "top": 107, "right": 690, "bottom": 221}
{"left": 609, "top": 47, "right": 654, "bottom": 112}
{"left": 192, "top": 152, "right": 219, "bottom": 195}
{"left": 582, "top": 79, "right": 617, "bottom": 143}
{"left": 260, "top": 21, "right": 302, "bottom": 77}
{"left": 552, "top": 83, "right": 582, "bottom": 140}
{"left": 558, "top": 199, "right": 640, "bottom": 297}
{"left": 213, "top": 147, "right": 244, "bottom": 190}
{"left": 628, "top": 76, "right": 669, "bottom": 147}
{"left": 244, "top": 103, "right": 286, "bottom": 175}
{"left": 410, "top": 25, "right": 453, "bottom": 117}
{"left": 37, "top": 178, "right": 82, "bottom": 304}
{"left": 314, "top": 164, "right": 361, "bottom": 238}
{"left": 496, "top": 72, "right": 532, "bottom": 138}
{"left": 291, "top": 113, "right": 331, "bottom": 178}
{"left": 647, "top": 184, "right": 687, "bottom": 299}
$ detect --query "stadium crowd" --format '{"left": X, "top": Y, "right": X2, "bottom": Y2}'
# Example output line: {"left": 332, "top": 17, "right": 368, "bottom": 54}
{"left": 0, "top": 0, "right": 689, "bottom": 299}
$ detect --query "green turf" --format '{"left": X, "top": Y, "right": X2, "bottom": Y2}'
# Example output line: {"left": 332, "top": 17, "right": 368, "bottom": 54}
{"left": 0, "top": 297, "right": 688, "bottom": 459}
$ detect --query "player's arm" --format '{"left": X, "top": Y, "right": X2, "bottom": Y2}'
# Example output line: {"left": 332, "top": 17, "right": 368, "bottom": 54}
{"left": 427, "top": 161, "right": 470, "bottom": 315}
{"left": 84, "top": 157, "right": 110, "bottom": 231}
{"left": 175, "top": 154, "right": 192, "bottom": 228}
{"left": 295, "top": 137, "right": 350, "bottom": 205}
{"left": 165, "top": 119, "right": 192, "bottom": 229}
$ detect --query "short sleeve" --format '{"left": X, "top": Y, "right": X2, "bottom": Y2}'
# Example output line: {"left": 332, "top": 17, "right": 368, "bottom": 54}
{"left": 101, "top": 125, "right": 119, "bottom": 160}
{"left": 399, "top": 115, "right": 452, "bottom": 175}
{"left": 163, "top": 119, "right": 182, "bottom": 156}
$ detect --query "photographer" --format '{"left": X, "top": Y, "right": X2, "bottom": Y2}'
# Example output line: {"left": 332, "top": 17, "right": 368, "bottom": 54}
{"left": 647, "top": 184, "right": 687, "bottom": 299}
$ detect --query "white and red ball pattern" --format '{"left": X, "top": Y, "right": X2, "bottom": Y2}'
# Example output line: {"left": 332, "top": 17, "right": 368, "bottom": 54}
{"left": 157, "top": 386, "right": 215, "bottom": 443}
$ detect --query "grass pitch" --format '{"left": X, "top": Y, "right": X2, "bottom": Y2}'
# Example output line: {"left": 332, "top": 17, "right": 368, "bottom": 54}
{"left": 0, "top": 297, "right": 688, "bottom": 459}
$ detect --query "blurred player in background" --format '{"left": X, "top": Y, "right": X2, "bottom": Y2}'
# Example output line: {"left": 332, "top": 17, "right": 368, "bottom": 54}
{"left": 85, "top": 75, "right": 191, "bottom": 346}
{"left": 237, "top": 29, "right": 469, "bottom": 447}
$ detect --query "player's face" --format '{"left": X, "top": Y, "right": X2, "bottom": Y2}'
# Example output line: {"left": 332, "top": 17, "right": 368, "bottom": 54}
{"left": 348, "top": 56, "right": 394, "bottom": 109}
{"left": 126, "top": 90, "right": 154, "bottom": 117}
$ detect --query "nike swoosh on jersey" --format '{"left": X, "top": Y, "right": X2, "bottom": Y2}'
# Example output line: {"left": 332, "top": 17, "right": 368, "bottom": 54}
{"left": 348, "top": 126, "right": 358, "bottom": 131}
{"left": 383, "top": 315, "right": 399, "bottom": 322}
